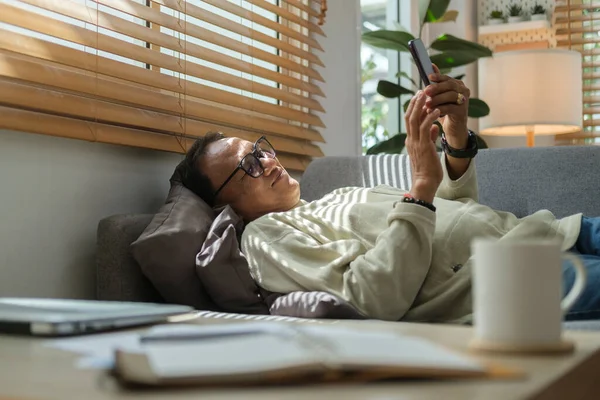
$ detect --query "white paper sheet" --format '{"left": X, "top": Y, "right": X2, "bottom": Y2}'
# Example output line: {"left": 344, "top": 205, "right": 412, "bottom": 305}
{"left": 45, "top": 331, "right": 143, "bottom": 369}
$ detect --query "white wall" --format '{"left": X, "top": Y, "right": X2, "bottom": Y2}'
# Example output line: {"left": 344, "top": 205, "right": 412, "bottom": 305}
{"left": 0, "top": 130, "right": 182, "bottom": 299}
{"left": 425, "top": 0, "right": 480, "bottom": 133}
{"left": 315, "top": 0, "right": 362, "bottom": 157}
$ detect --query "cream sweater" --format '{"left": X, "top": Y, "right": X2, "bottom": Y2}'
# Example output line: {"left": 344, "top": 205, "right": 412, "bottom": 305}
{"left": 241, "top": 156, "right": 582, "bottom": 322}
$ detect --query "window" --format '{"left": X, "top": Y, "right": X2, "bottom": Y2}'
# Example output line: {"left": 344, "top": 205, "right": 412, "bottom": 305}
{"left": 0, "top": 0, "right": 327, "bottom": 171}
{"left": 361, "top": 0, "right": 393, "bottom": 154}
{"left": 555, "top": 0, "right": 600, "bottom": 145}
{"left": 360, "top": 0, "right": 409, "bottom": 154}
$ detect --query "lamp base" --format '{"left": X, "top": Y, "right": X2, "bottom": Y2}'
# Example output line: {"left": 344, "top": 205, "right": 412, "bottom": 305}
{"left": 526, "top": 126, "right": 535, "bottom": 147}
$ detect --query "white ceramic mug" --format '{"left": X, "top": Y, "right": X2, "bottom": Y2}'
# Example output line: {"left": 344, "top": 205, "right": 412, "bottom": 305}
{"left": 470, "top": 238, "right": 587, "bottom": 353}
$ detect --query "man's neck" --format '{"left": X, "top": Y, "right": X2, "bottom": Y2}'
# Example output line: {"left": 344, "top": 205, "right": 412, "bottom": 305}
{"left": 243, "top": 201, "right": 303, "bottom": 223}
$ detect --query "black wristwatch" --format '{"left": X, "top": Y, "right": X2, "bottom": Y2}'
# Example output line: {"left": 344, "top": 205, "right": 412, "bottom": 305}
{"left": 441, "top": 130, "right": 478, "bottom": 159}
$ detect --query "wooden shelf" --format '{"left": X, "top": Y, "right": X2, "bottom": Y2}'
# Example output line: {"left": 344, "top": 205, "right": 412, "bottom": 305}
{"left": 478, "top": 20, "right": 550, "bottom": 36}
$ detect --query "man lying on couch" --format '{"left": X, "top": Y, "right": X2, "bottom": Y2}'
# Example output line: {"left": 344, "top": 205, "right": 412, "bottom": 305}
{"left": 180, "top": 70, "right": 600, "bottom": 323}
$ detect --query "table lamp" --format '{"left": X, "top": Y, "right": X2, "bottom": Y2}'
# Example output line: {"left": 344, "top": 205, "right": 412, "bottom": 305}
{"left": 478, "top": 49, "right": 582, "bottom": 147}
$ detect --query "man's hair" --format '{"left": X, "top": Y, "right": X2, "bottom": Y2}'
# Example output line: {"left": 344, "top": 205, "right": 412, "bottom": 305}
{"left": 180, "top": 131, "right": 226, "bottom": 206}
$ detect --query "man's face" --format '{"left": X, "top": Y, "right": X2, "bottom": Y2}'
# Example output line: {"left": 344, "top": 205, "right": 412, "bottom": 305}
{"left": 201, "top": 137, "right": 301, "bottom": 221}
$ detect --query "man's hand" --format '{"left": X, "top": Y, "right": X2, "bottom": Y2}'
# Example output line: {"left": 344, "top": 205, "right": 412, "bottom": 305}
{"left": 405, "top": 91, "right": 443, "bottom": 204}
{"left": 424, "top": 65, "right": 471, "bottom": 180}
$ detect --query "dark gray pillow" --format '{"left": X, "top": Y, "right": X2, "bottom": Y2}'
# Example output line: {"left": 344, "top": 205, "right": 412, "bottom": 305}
{"left": 131, "top": 162, "right": 270, "bottom": 313}
{"left": 196, "top": 206, "right": 270, "bottom": 315}
{"left": 130, "top": 182, "right": 219, "bottom": 310}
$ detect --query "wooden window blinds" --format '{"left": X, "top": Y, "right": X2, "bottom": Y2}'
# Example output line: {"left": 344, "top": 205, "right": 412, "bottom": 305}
{"left": 555, "top": 0, "right": 600, "bottom": 144}
{"left": 0, "top": 0, "right": 327, "bottom": 171}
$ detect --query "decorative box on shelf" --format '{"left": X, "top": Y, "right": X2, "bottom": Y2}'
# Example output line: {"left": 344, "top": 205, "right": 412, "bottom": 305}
{"left": 479, "top": 19, "right": 550, "bottom": 36}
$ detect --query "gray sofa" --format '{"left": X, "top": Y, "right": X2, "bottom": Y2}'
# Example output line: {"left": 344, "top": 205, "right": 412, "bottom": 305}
{"left": 96, "top": 146, "right": 600, "bottom": 329}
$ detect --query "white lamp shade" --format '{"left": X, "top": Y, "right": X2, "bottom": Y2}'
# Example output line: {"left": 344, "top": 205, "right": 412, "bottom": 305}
{"left": 478, "top": 49, "right": 582, "bottom": 136}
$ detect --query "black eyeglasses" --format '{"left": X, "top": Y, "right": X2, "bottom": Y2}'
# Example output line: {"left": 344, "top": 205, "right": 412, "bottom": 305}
{"left": 213, "top": 136, "right": 276, "bottom": 199}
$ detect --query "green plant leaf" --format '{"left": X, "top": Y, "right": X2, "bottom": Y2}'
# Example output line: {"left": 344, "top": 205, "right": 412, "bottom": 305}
{"left": 377, "top": 80, "right": 414, "bottom": 98}
{"left": 468, "top": 98, "right": 490, "bottom": 118}
{"left": 531, "top": 4, "right": 546, "bottom": 15}
{"left": 366, "top": 133, "right": 407, "bottom": 155}
{"left": 453, "top": 74, "right": 466, "bottom": 80}
{"left": 403, "top": 99, "right": 411, "bottom": 112}
{"left": 423, "top": 0, "right": 451, "bottom": 23}
{"left": 362, "top": 30, "right": 415, "bottom": 52}
{"left": 489, "top": 10, "right": 504, "bottom": 19}
{"left": 432, "top": 10, "right": 459, "bottom": 23}
{"left": 430, "top": 51, "right": 487, "bottom": 69}
{"left": 430, "top": 34, "right": 493, "bottom": 57}
{"left": 396, "top": 71, "right": 418, "bottom": 88}
{"left": 508, "top": 3, "right": 523, "bottom": 17}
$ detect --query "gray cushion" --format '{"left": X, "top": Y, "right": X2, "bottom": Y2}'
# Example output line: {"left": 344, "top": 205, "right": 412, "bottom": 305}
{"left": 130, "top": 183, "right": 219, "bottom": 310}
{"left": 196, "top": 206, "right": 270, "bottom": 314}
{"left": 270, "top": 291, "right": 366, "bottom": 320}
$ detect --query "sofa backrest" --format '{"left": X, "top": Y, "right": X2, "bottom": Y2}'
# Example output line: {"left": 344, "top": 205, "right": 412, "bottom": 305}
{"left": 96, "top": 214, "right": 164, "bottom": 303}
{"left": 300, "top": 146, "right": 600, "bottom": 218}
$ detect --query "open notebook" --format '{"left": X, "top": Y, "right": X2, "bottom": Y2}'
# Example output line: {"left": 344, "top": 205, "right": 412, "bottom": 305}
{"left": 113, "top": 323, "right": 520, "bottom": 386}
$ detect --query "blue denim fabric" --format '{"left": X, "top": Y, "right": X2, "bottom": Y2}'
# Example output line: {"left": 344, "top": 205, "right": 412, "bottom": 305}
{"left": 563, "top": 216, "right": 600, "bottom": 321}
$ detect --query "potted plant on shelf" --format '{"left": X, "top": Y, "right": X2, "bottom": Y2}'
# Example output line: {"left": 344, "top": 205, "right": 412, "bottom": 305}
{"left": 531, "top": 3, "right": 547, "bottom": 21}
{"left": 488, "top": 9, "right": 505, "bottom": 25}
{"left": 508, "top": 3, "right": 525, "bottom": 23}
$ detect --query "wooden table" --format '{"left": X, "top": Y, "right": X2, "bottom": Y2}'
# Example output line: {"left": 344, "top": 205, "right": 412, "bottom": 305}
{"left": 1, "top": 312, "right": 600, "bottom": 400}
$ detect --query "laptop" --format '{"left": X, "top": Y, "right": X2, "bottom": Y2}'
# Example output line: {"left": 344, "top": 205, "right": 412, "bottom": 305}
{"left": 0, "top": 297, "right": 193, "bottom": 336}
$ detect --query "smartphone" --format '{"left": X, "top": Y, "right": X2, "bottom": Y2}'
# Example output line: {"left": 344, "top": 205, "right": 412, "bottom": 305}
{"left": 408, "top": 38, "right": 435, "bottom": 87}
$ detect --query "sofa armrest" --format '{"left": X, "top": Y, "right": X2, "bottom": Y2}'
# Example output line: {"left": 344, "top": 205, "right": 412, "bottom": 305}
{"left": 96, "top": 214, "right": 164, "bottom": 303}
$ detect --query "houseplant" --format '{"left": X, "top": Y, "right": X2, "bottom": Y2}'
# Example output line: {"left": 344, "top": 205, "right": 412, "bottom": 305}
{"left": 361, "top": 55, "right": 390, "bottom": 154}
{"left": 531, "top": 3, "right": 547, "bottom": 21}
{"left": 488, "top": 10, "right": 505, "bottom": 25}
{"left": 508, "top": 3, "right": 525, "bottom": 23}
{"left": 361, "top": 0, "right": 492, "bottom": 154}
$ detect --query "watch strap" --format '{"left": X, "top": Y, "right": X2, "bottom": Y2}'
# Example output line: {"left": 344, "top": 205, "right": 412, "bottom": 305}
{"left": 441, "top": 130, "right": 479, "bottom": 159}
